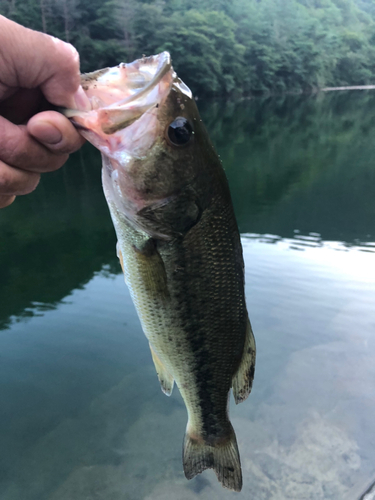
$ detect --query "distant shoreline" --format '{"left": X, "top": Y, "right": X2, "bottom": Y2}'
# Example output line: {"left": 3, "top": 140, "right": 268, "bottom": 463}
{"left": 195, "top": 85, "right": 375, "bottom": 101}
{"left": 321, "top": 85, "right": 375, "bottom": 92}
{"left": 249, "top": 85, "right": 375, "bottom": 99}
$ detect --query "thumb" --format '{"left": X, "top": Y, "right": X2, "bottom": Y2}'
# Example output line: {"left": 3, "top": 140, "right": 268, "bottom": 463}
{"left": 0, "top": 15, "right": 90, "bottom": 110}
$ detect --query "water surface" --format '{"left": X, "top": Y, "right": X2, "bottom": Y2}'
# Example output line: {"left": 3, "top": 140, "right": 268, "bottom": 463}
{"left": 0, "top": 91, "right": 374, "bottom": 499}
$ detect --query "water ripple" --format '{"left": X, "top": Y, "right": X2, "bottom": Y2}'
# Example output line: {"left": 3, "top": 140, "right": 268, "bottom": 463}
{"left": 242, "top": 231, "right": 375, "bottom": 253}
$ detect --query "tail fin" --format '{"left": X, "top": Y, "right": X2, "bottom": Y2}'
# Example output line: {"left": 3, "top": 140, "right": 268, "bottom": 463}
{"left": 183, "top": 425, "right": 242, "bottom": 492}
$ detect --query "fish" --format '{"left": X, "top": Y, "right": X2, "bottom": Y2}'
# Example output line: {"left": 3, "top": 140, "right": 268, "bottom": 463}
{"left": 64, "top": 52, "right": 256, "bottom": 492}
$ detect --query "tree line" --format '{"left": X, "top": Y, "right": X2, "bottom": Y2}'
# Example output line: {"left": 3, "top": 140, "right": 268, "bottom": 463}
{"left": 1, "top": 0, "right": 375, "bottom": 97}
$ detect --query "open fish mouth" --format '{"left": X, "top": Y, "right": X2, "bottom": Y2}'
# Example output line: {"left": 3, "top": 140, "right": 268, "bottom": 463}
{"left": 63, "top": 52, "right": 174, "bottom": 157}
{"left": 81, "top": 51, "right": 172, "bottom": 105}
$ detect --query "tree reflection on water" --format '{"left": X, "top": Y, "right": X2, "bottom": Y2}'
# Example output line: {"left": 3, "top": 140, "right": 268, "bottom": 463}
{"left": 1, "top": 91, "right": 374, "bottom": 329}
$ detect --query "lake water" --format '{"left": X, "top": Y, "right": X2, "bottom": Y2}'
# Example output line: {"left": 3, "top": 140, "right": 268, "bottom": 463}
{"left": 0, "top": 91, "right": 375, "bottom": 500}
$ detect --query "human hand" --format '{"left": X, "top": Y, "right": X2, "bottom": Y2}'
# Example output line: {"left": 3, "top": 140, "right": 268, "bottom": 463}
{"left": 0, "top": 16, "right": 90, "bottom": 208}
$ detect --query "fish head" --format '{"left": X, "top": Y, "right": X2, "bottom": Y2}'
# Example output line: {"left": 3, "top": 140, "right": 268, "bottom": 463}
{"left": 66, "top": 52, "right": 218, "bottom": 226}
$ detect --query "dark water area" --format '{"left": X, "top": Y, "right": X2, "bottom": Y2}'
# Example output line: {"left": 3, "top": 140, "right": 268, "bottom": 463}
{"left": 0, "top": 91, "right": 374, "bottom": 499}
{"left": 200, "top": 92, "right": 375, "bottom": 243}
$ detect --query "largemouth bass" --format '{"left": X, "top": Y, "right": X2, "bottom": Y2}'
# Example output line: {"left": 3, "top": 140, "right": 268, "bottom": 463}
{"left": 65, "top": 52, "right": 256, "bottom": 492}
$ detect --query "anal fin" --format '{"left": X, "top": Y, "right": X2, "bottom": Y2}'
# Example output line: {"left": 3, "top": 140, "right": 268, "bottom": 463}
{"left": 232, "top": 318, "right": 256, "bottom": 404}
{"left": 149, "top": 344, "right": 174, "bottom": 396}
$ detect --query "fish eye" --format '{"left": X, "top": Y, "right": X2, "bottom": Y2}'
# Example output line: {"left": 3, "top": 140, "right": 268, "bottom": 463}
{"left": 167, "top": 117, "right": 193, "bottom": 146}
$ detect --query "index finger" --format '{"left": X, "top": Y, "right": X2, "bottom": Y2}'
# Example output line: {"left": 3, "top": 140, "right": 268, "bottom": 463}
{"left": 0, "top": 15, "right": 90, "bottom": 110}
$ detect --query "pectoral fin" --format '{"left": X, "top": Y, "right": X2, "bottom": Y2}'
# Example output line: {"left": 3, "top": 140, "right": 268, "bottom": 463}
{"left": 232, "top": 319, "right": 256, "bottom": 404}
{"left": 131, "top": 239, "right": 170, "bottom": 298}
{"left": 116, "top": 241, "right": 125, "bottom": 270}
{"left": 149, "top": 344, "right": 174, "bottom": 396}
{"left": 116, "top": 242, "right": 129, "bottom": 285}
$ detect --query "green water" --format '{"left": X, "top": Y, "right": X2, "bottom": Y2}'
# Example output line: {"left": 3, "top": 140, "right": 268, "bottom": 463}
{"left": 0, "top": 91, "right": 374, "bottom": 500}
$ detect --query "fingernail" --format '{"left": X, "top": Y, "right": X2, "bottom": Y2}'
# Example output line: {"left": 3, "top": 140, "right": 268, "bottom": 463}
{"left": 32, "top": 121, "right": 62, "bottom": 144}
{"left": 74, "top": 86, "right": 91, "bottom": 111}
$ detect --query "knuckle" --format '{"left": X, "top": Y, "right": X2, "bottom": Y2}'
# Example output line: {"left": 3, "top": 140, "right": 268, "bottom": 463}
{"left": 0, "top": 124, "right": 17, "bottom": 164}
{"left": 66, "top": 43, "right": 79, "bottom": 62}
{"left": 0, "top": 123, "right": 30, "bottom": 167}
{"left": 3, "top": 138, "right": 21, "bottom": 165}
{"left": 0, "top": 165, "right": 40, "bottom": 195}
{"left": 59, "top": 42, "right": 80, "bottom": 73}
{"left": 0, "top": 166, "right": 14, "bottom": 194}
{"left": 0, "top": 195, "right": 16, "bottom": 209}
{"left": 20, "top": 172, "right": 40, "bottom": 195}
